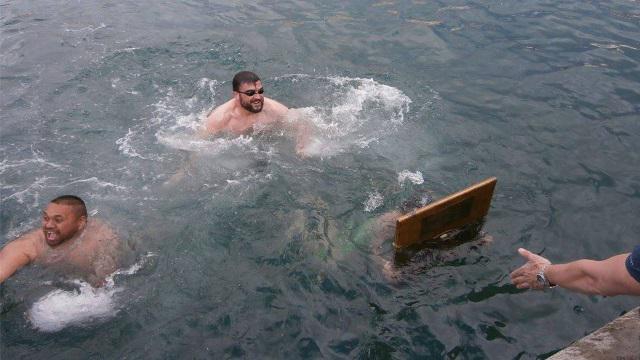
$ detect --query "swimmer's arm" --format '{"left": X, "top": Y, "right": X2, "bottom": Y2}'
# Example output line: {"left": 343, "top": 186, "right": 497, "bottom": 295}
{"left": 279, "top": 106, "right": 313, "bottom": 156}
{"left": 165, "top": 150, "right": 197, "bottom": 186}
{"left": 293, "top": 121, "right": 312, "bottom": 156}
{"left": 168, "top": 108, "right": 222, "bottom": 185}
{"left": 0, "top": 232, "right": 39, "bottom": 284}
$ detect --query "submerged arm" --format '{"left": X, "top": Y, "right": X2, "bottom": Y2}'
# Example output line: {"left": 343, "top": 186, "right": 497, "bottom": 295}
{"left": 281, "top": 107, "right": 314, "bottom": 156}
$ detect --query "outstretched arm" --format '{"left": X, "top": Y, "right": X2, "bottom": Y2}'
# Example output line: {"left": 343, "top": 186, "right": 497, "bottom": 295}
{"left": 0, "top": 233, "right": 38, "bottom": 284}
{"left": 510, "top": 248, "right": 640, "bottom": 296}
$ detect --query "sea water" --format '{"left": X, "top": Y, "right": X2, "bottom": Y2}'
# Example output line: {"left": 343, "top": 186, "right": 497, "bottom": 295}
{"left": 2, "top": 0, "right": 640, "bottom": 358}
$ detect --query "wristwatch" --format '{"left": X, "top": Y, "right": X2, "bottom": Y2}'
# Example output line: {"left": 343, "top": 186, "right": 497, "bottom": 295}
{"left": 536, "top": 264, "right": 556, "bottom": 289}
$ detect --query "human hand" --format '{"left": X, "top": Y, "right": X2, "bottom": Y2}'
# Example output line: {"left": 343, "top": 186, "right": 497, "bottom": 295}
{"left": 510, "top": 248, "right": 551, "bottom": 290}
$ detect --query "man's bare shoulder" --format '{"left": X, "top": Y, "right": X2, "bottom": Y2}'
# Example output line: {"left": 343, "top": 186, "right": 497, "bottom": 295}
{"left": 203, "top": 99, "right": 235, "bottom": 134}
{"left": 264, "top": 98, "right": 289, "bottom": 117}
{"left": 86, "top": 219, "right": 119, "bottom": 244}
{"left": 2, "top": 229, "right": 43, "bottom": 259}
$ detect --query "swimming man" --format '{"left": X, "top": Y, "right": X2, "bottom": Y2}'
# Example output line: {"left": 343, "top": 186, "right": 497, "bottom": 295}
{"left": 201, "top": 71, "right": 310, "bottom": 154}
{"left": 0, "top": 195, "right": 120, "bottom": 287}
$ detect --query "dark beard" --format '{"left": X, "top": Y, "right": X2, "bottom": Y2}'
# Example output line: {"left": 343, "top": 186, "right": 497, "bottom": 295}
{"left": 241, "top": 98, "right": 263, "bottom": 113}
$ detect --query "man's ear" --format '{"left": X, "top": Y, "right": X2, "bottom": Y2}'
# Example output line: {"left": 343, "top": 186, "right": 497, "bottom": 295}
{"left": 78, "top": 215, "right": 88, "bottom": 229}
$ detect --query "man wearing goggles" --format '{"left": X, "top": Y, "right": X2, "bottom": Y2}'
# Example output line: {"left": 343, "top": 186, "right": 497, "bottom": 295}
{"left": 200, "top": 71, "right": 311, "bottom": 156}
{"left": 202, "top": 71, "right": 290, "bottom": 132}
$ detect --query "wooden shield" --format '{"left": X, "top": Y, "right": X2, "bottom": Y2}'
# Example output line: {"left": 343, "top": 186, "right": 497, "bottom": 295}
{"left": 394, "top": 177, "right": 497, "bottom": 248}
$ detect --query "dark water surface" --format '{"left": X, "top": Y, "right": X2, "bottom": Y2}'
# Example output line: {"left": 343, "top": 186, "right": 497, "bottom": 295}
{"left": 2, "top": 0, "right": 640, "bottom": 359}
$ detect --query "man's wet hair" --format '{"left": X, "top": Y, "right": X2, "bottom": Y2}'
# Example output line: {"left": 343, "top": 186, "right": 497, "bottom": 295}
{"left": 232, "top": 71, "right": 261, "bottom": 91}
{"left": 50, "top": 195, "right": 88, "bottom": 218}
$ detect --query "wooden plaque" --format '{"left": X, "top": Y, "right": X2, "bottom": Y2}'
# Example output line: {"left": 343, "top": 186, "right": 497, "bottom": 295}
{"left": 394, "top": 177, "right": 497, "bottom": 248}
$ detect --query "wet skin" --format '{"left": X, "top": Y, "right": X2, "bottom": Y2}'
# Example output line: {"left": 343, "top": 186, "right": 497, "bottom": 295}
{"left": 0, "top": 204, "right": 120, "bottom": 287}
{"left": 41, "top": 202, "right": 86, "bottom": 247}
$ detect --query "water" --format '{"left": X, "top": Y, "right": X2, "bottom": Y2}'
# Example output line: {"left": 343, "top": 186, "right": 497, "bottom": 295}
{"left": 1, "top": 0, "right": 639, "bottom": 358}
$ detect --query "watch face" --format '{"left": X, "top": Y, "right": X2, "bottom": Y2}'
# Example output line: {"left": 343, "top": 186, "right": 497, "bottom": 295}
{"left": 536, "top": 274, "right": 545, "bottom": 286}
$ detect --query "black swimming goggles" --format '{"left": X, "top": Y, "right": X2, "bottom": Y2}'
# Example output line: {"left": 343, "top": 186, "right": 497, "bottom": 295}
{"left": 236, "top": 88, "right": 264, "bottom": 96}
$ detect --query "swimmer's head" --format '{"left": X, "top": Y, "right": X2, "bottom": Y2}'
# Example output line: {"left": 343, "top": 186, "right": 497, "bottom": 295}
{"left": 42, "top": 195, "right": 87, "bottom": 247}
{"left": 233, "top": 71, "right": 264, "bottom": 113}
{"left": 232, "top": 71, "right": 261, "bottom": 91}
{"left": 399, "top": 189, "right": 433, "bottom": 214}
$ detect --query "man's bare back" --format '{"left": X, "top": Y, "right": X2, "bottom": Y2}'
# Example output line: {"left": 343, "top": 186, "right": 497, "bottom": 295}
{"left": 0, "top": 196, "right": 120, "bottom": 287}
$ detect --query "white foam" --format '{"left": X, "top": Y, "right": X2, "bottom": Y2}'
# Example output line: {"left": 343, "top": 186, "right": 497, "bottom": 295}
{"left": 283, "top": 75, "right": 412, "bottom": 157}
{"left": 2, "top": 176, "right": 52, "bottom": 204}
{"left": 364, "top": 191, "right": 384, "bottom": 212}
{"left": 64, "top": 23, "right": 107, "bottom": 33}
{"left": 0, "top": 146, "right": 67, "bottom": 175}
{"left": 591, "top": 42, "right": 638, "bottom": 51}
{"left": 63, "top": 177, "right": 127, "bottom": 191}
{"left": 156, "top": 133, "right": 257, "bottom": 154}
{"left": 114, "top": 47, "right": 140, "bottom": 54}
{"left": 27, "top": 253, "right": 155, "bottom": 332}
{"left": 398, "top": 170, "right": 424, "bottom": 185}
{"left": 116, "top": 128, "right": 148, "bottom": 159}
{"left": 28, "top": 280, "right": 121, "bottom": 332}
{"left": 116, "top": 78, "right": 219, "bottom": 160}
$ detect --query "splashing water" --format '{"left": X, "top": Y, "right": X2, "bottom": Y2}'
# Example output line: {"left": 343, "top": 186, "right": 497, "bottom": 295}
{"left": 27, "top": 253, "right": 156, "bottom": 332}
{"left": 397, "top": 170, "right": 424, "bottom": 185}
{"left": 363, "top": 191, "right": 384, "bottom": 212}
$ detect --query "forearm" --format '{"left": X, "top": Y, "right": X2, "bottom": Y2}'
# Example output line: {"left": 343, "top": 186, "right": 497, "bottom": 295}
{"left": 0, "top": 265, "right": 15, "bottom": 284}
{"left": 546, "top": 254, "right": 637, "bottom": 296}
{"left": 511, "top": 248, "right": 640, "bottom": 296}
{"left": 546, "top": 260, "right": 602, "bottom": 295}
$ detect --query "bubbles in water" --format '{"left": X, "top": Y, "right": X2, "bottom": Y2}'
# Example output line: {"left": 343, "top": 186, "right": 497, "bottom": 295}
{"left": 397, "top": 170, "right": 424, "bottom": 185}
{"left": 364, "top": 191, "right": 384, "bottom": 212}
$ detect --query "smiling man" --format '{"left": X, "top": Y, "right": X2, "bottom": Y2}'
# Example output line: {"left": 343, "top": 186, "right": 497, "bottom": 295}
{"left": 201, "top": 71, "right": 310, "bottom": 154}
{"left": 0, "top": 195, "right": 120, "bottom": 287}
